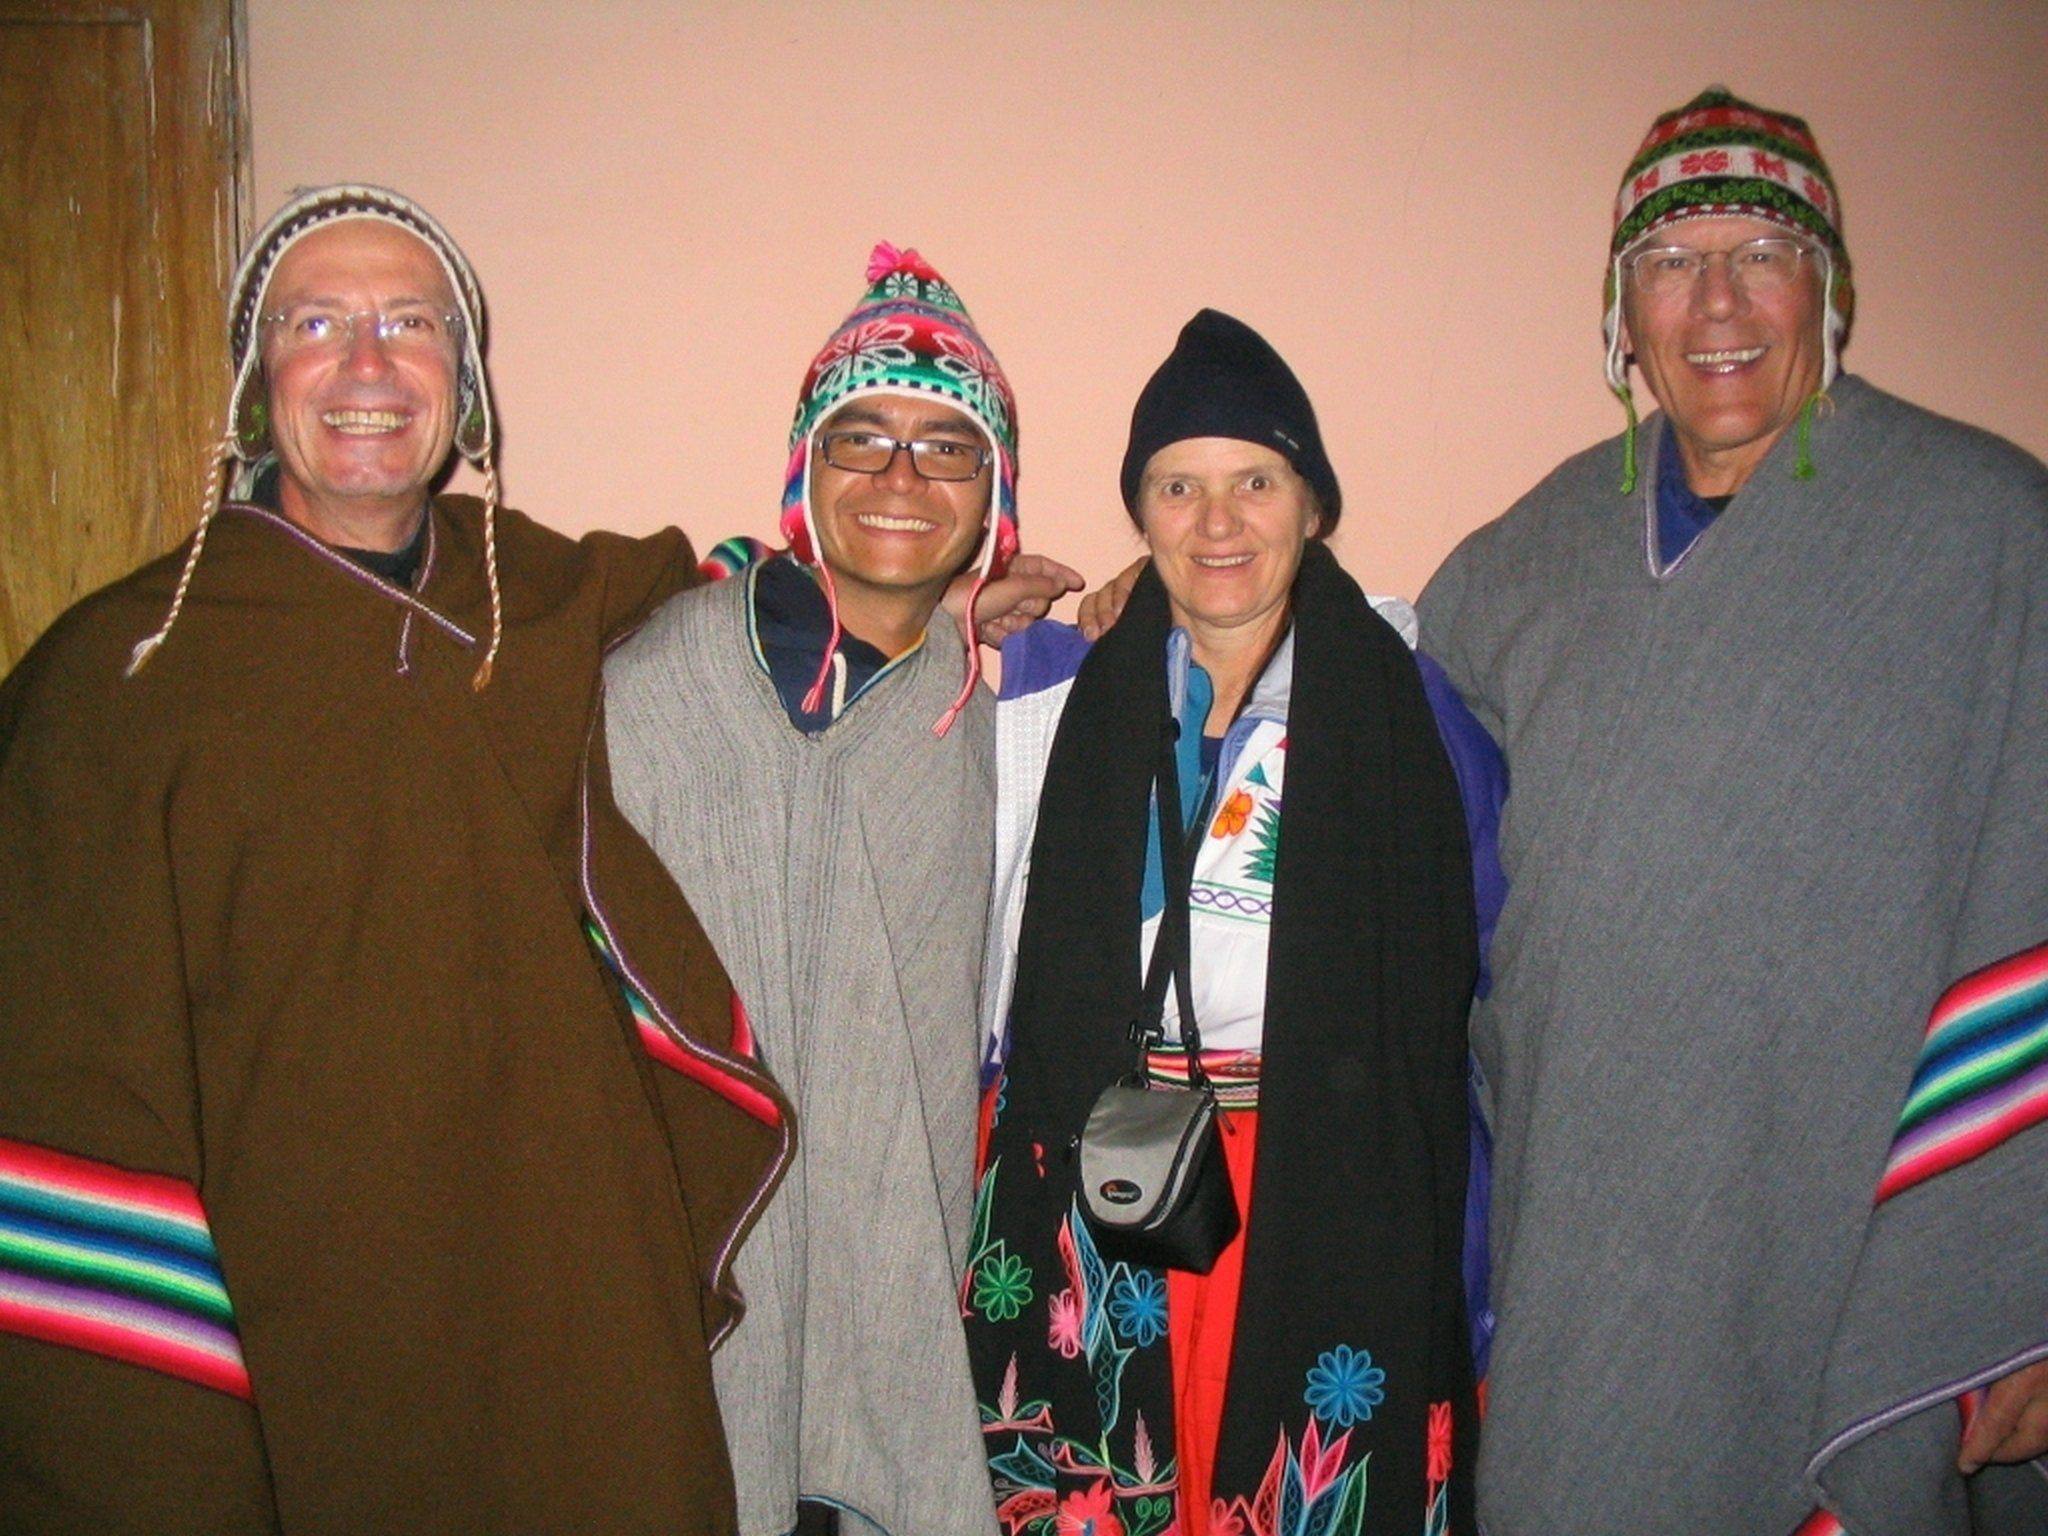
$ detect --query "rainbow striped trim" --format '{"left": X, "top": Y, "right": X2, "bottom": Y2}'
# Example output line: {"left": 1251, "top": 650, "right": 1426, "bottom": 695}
{"left": 1878, "top": 941, "right": 2048, "bottom": 1203}
{"left": 583, "top": 917, "right": 781, "bottom": 1127}
{"left": 0, "top": 1136, "right": 250, "bottom": 1399}
{"left": 699, "top": 535, "right": 771, "bottom": 583}
{"left": 1144, "top": 1045, "right": 1262, "bottom": 1110}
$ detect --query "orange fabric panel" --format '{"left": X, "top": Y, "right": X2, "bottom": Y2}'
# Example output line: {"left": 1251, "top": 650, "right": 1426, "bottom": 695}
{"left": 1167, "top": 1110, "right": 1260, "bottom": 1536}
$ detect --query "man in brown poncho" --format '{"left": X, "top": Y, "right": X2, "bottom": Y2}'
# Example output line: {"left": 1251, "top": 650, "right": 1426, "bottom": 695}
{"left": 0, "top": 185, "right": 795, "bottom": 1535}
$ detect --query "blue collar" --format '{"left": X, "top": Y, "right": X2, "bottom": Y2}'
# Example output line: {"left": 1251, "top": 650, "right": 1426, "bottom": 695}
{"left": 1654, "top": 424, "right": 1735, "bottom": 570}
{"left": 747, "top": 555, "right": 902, "bottom": 733}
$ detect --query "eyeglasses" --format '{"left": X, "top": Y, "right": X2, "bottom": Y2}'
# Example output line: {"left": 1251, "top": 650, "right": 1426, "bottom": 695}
{"left": 1622, "top": 237, "right": 1814, "bottom": 300}
{"left": 818, "top": 430, "right": 989, "bottom": 482}
{"left": 259, "top": 303, "right": 464, "bottom": 358}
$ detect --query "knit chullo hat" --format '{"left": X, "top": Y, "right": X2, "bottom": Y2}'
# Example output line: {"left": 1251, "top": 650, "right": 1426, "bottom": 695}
{"left": 783, "top": 242, "right": 1019, "bottom": 737}
{"left": 127, "top": 184, "right": 504, "bottom": 686}
{"left": 1120, "top": 308, "right": 1341, "bottom": 528}
{"left": 1603, "top": 86, "right": 1851, "bottom": 492}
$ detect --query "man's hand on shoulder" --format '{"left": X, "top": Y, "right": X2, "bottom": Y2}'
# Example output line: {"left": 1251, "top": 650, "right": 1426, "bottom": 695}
{"left": 1076, "top": 557, "right": 1146, "bottom": 640}
{"left": 949, "top": 553, "right": 1083, "bottom": 648}
{"left": 1959, "top": 1356, "right": 2048, "bottom": 1473}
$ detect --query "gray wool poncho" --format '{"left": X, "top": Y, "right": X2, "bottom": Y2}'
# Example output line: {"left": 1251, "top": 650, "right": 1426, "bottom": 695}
{"left": 1419, "top": 376, "right": 2048, "bottom": 1536}
{"left": 605, "top": 570, "right": 999, "bottom": 1536}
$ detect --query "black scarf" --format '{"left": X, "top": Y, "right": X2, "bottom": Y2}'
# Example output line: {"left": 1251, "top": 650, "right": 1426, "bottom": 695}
{"left": 968, "top": 544, "right": 1478, "bottom": 1535}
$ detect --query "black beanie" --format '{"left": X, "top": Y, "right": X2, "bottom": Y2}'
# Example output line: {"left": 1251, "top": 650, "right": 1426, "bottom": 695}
{"left": 1119, "top": 308, "right": 1341, "bottom": 528}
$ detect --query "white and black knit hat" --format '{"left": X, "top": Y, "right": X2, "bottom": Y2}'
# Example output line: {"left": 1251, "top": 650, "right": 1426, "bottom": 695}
{"left": 129, "top": 184, "right": 506, "bottom": 686}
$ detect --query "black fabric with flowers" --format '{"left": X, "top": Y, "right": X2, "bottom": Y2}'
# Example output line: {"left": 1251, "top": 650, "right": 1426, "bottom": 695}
{"left": 964, "top": 546, "right": 1480, "bottom": 1536}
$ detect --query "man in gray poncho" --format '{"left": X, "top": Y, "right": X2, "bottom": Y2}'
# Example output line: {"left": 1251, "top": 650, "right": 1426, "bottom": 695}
{"left": 605, "top": 244, "right": 1025, "bottom": 1536}
{"left": 1417, "top": 88, "right": 2048, "bottom": 1534}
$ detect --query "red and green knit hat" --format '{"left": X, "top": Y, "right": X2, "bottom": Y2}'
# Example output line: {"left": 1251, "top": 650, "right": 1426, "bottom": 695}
{"left": 1602, "top": 87, "right": 1853, "bottom": 486}
{"left": 781, "top": 242, "right": 1020, "bottom": 735}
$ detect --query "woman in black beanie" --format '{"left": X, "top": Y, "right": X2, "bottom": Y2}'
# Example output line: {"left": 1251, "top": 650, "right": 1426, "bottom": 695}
{"left": 964, "top": 311, "right": 1502, "bottom": 1536}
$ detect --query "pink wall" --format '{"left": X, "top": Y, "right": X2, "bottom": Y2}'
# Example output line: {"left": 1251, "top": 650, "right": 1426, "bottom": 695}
{"left": 249, "top": 1, "right": 2047, "bottom": 604}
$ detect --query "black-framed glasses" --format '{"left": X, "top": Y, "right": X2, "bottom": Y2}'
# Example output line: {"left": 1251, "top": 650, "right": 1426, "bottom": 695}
{"left": 818, "top": 430, "right": 989, "bottom": 482}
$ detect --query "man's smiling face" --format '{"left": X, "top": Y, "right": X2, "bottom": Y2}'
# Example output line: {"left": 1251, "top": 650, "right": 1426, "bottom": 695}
{"left": 1622, "top": 214, "right": 1826, "bottom": 496}
{"left": 259, "top": 219, "right": 461, "bottom": 543}
{"left": 806, "top": 393, "right": 992, "bottom": 618}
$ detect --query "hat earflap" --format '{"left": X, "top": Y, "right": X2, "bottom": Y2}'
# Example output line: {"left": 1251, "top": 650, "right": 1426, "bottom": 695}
{"left": 1602, "top": 253, "right": 1643, "bottom": 495}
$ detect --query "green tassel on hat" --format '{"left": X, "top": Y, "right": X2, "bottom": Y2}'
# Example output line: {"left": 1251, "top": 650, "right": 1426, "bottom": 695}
{"left": 1616, "top": 384, "right": 1641, "bottom": 495}
{"left": 1792, "top": 390, "right": 1822, "bottom": 480}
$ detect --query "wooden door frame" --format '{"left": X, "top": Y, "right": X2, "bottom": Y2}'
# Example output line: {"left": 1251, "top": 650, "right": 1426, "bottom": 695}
{"left": 3, "top": 0, "right": 248, "bottom": 557}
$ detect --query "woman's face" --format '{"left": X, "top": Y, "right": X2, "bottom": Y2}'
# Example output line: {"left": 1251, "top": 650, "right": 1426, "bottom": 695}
{"left": 1135, "top": 437, "right": 1320, "bottom": 641}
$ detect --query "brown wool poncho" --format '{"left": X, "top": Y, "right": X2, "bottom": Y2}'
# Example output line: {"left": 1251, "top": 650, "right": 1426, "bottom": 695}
{"left": 0, "top": 496, "right": 792, "bottom": 1535}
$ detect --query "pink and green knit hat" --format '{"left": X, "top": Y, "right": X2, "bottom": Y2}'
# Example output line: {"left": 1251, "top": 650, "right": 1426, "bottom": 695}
{"left": 782, "top": 242, "right": 1020, "bottom": 735}
{"left": 1602, "top": 87, "right": 1853, "bottom": 488}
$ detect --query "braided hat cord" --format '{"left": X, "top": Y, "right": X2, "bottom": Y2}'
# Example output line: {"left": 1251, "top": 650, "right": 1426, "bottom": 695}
{"left": 126, "top": 430, "right": 240, "bottom": 678}
{"left": 471, "top": 457, "right": 504, "bottom": 691}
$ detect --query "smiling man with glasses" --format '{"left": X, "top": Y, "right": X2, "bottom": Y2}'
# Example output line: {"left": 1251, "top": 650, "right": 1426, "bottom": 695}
{"left": 605, "top": 244, "right": 1075, "bottom": 1536}
{"left": 0, "top": 186, "right": 800, "bottom": 1534}
{"left": 803, "top": 398, "right": 1001, "bottom": 672}
{"left": 1417, "top": 87, "right": 2048, "bottom": 1535}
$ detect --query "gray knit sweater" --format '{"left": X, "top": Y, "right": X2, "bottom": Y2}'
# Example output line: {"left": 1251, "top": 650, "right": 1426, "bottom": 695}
{"left": 605, "top": 571, "right": 999, "bottom": 1536}
{"left": 1420, "top": 376, "right": 2048, "bottom": 1536}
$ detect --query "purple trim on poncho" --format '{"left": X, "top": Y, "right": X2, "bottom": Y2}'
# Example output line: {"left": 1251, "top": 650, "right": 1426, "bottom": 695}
{"left": 1417, "top": 647, "right": 1508, "bottom": 1377}
{"left": 1416, "top": 648, "right": 1508, "bottom": 1001}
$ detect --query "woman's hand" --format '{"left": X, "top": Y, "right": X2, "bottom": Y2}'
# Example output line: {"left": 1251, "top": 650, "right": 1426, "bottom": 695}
{"left": 1959, "top": 1357, "right": 2048, "bottom": 1473}
{"left": 1077, "top": 558, "right": 1146, "bottom": 640}
{"left": 947, "top": 553, "right": 1084, "bottom": 648}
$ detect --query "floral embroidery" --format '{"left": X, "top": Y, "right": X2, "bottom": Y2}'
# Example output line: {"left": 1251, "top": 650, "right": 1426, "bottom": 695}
{"left": 975, "top": 1250, "right": 1036, "bottom": 1322}
{"left": 807, "top": 317, "right": 916, "bottom": 403}
{"left": 1303, "top": 1344, "right": 1385, "bottom": 1428}
{"left": 973, "top": 1151, "right": 1392, "bottom": 1535}
{"left": 1242, "top": 803, "right": 1281, "bottom": 887}
{"left": 981, "top": 1353, "right": 1055, "bottom": 1437}
{"left": 977, "top": 1206, "right": 1179, "bottom": 1536}
{"left": 963, "top": 1158, "right": 1002, "bottom": 1314}
{"left": 1190, "top": 728, "right": 1285, "bottom": 922}
{"left": 882, "top": 269, "right": 951, "bottom": 302}
{"left": 1048, "top": 1289, "right": 1084, "bottom": 1359}
{"left": 971, "top": 1063, "right": 1400, "bottom": 1536}
{"left": 1106, "top": 1269, "right": 1168, "bottom": 1348}
{"left": 1212, "top": 788, "right": 1254, "bottom": 837}
{"left": 1056, "top": 1481, "right": 1126, "bottom": 1536}
{"left": 1426, "top": 1400, "right": 1452, "bottom": 1487}
{"left": 932, "top": 327, "right": 1013, "bottom": 440}
{"left": 1424, "top": 1400, "right": 1453, "bottom": 1536}
{"left": 1211, "top": 1414, "right": 1370, "bottom": 1536}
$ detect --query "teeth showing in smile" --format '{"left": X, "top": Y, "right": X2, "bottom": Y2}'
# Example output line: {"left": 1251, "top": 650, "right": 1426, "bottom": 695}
{"left": 323, "top": 409, "right": 408, "bottom": 434}
{"left": 1685, "top": 347, "right": 1766, "bottom": 370}
{"left": 854, "top": 513, "right": 937, "bottom": 532}
{"left": 1193, "top": 554, "right": 1254, "bottom": 568}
